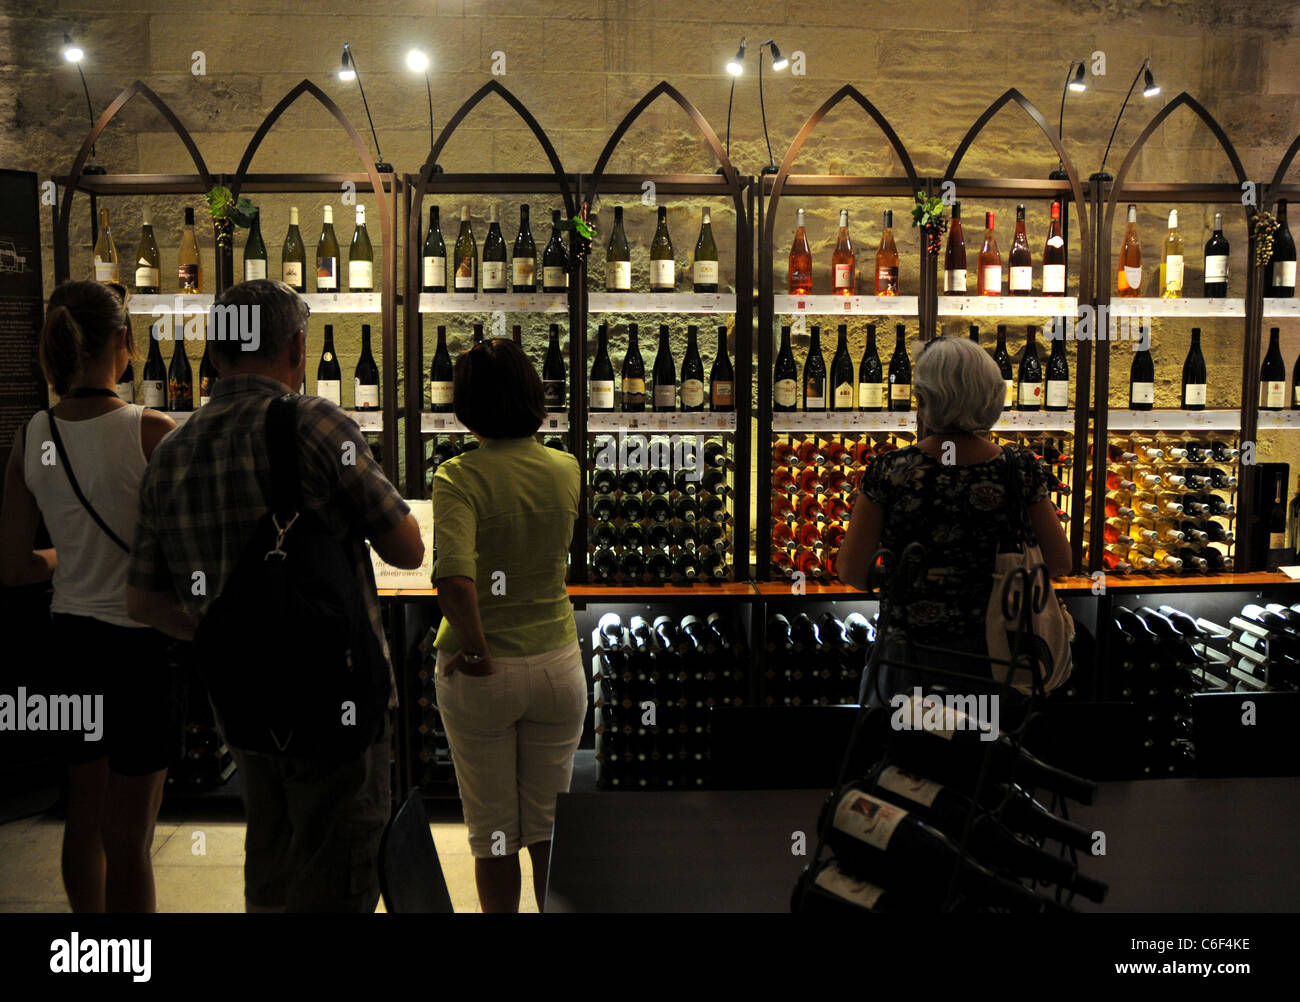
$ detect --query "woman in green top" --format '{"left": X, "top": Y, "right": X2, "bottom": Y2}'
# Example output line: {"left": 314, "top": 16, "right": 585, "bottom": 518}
{"left": 432, "top": 338, "right": 583, "bottom": 913}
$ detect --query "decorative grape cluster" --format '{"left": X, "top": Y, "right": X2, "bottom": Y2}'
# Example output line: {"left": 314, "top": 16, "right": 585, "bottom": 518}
{"left": 1254, "top": 211, "right": 1277, "bottom": 266}
{"left": 911, "top": 190, "right": 949, "bottom": 256}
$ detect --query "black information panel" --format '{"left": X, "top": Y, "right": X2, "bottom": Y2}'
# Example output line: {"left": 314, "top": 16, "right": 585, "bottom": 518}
{"left": 0, "top": 169, "right": 46, "bottom": 466}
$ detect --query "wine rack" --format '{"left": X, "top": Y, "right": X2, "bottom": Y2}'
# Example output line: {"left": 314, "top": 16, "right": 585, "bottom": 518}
{"left": 762, "top": 605, "right": 875, "bottom": 706}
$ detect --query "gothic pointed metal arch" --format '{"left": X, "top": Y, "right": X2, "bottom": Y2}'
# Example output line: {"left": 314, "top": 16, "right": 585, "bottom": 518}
{"left": 412, "top": 78, "right": 574, "bottom": 217}
{"left": 762, "top": 84, "right": 920, "bottom": 251}
{"left": 1269, "top": 131, "right": 1300, "bottom": 197}
{"left": 56, "top": 80, "right": 214, "bottom": 251}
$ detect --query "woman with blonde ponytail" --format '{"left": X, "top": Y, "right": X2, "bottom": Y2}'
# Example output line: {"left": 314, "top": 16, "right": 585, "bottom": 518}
{"left": 0, "top": 280, "right": 177, "bottom": 912}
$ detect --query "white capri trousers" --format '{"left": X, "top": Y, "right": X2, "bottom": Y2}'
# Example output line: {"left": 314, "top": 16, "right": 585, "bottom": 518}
{"left": 434, "top": 639, "right": 587, "bottom": 858}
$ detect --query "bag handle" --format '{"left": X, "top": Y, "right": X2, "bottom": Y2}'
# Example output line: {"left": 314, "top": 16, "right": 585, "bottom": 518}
{"left": 1000, "top": 445, "right": 1039, "bottom": 549}
{"left": 44, "top": 409, "right": 130, "bottom": 554}
{"left": 266, "top": 394, "right": 302, "bottom": 518}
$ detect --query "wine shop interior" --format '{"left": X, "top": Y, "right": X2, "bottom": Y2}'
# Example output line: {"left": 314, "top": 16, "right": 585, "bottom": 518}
{"left": 1, "top": 0, "right": 1299, "bottom": 928}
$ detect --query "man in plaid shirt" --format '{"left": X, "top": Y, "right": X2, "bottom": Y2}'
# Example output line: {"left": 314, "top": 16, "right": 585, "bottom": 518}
{"left": 125, "top": 279, "right": 423, "bottom": 913}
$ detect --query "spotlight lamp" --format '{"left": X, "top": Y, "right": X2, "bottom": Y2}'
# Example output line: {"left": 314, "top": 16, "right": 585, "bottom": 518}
{"left": 768, "top": 40, "right": 789, "bottom": 72}
{"left": 406, "top": 49, "right": 429, "bottom": 73}
{"left": 1095, "top": 57, "right": 1162, "bottom": 182}
{"left": 726, "top": 39, "right": 745, "bottom": 77}
{"left": 338, "top": 45, "right": 356, "bottom": 81}
{"left": 336, "top": 43, "right": 391, "bottom": 174}
{"left": 61, "top": 33, "right": 84, "bottom": 63}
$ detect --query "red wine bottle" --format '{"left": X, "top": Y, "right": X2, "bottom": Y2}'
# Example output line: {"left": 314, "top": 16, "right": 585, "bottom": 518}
{"left": 1182, "top": 327, "right": 1206, "bottom": 410}
{"left": 1203, "top": 212, "right": 1229, "bottom": 297}
{"left": 774, "top": 325, "right": 798, "bottom": 412}
{"left": 887, "top": 324, "right": 911, "bottom": 412}
{"left": 803, "top": 325, "right": 826, "bottom": 411}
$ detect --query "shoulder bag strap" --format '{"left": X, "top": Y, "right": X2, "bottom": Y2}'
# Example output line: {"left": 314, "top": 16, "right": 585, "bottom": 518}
{"left": 44, "top": 409, "right": 130, "bottom": 553}
{"left": 265, "top": 393, "right": 303, "bottom": 519}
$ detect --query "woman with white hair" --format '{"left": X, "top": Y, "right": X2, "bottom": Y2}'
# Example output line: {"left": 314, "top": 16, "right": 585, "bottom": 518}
{"left": 837, "top": 335, "right": 1071, "bottom": 704}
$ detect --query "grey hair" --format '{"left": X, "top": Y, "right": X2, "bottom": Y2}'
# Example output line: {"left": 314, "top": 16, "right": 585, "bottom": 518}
{"left": 210, "top": 279, "right": 309, "bottom": 365}
{"left": 914, "top": 336, "right": 1004, "bottom": 434}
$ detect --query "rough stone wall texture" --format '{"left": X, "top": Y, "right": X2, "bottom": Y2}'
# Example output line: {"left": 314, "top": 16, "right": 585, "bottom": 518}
{"left": 3, "top": 0, "right": 1300, "bottom": 510}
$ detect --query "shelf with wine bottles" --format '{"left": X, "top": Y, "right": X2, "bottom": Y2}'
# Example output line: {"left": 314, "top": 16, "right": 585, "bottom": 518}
{"left": 936, "top": 296, "right": 1079, "bottom": 318}
{"left": 1255, "top": 411, "right": 1300, "bottom": 429}
{"left": 773, "top": 295, "right": 919, "bottom": 317}
{"left": 587, "top": 293, "right": 737, "bottom": 315}
{"left": 770, "top": 412, "right": 1078, "bottom": 434}
{"left": 587, "top": 413, "right": 736, "bottom": 433}
{"left": 1107, "top": 410, "right": 1241, "bottom": 431}
{"left": 125, "top": 294, "right": 214, "bottom": 316}
{"left": 1262, "top": 299, "right": 1300, "bottom": 318}
{"left": 420, "top": 412, "right": 570, "bottom": 435}
{"left": 298, "top": 293, "right": 384, "bottom": 314}
{"left": 417, "top": 292, "right": 570, "bottom": 314}
{"left": 1108, "top": 298, "right": 1247, "bottom": 318}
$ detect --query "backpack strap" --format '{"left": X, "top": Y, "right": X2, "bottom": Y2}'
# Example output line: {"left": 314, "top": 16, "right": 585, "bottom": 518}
{"left": 266, "top": 394, "right": 302, "bottom": 519}
{"left": 45, "top": 409, "right": 130, "bottom": 553}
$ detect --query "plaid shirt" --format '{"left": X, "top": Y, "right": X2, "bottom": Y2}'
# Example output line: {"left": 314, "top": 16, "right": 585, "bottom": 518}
{"left": 127, "top": 374, "right": 410, "bottom": 705}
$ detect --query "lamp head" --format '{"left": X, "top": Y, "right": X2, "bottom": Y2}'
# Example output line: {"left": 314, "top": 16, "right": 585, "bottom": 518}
{"left": 1142, "top": 66, "right": 1160, "bottom": 97}
{"left": 61, "top": 33, "right": 84, "bottom": 63}
{"left": 338, "top": 44, "right": 356, "bottom": 82}
{"left": 1068, "top": 63, "right": 1086, "bottom": 92}
{"left": 406, "top": 49, "right": 429, "bottom": 73}
{"left": 767, "top": 40, "right": 788, "bottom": 72}
{"left": 726, "top": 38, "right": 745, "bottom": 76}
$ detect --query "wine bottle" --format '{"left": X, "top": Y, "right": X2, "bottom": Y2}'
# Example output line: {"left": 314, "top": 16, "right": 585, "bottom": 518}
{"left": 831, "top": 209, "right": 855, "bottom": 295}
{"left": 803, "top": 325, "right": 827, "bottom": 411}
{"left": 1117, "top": 203, "right": 1141, "bottom": 297}
{"left": 888, "top": 324, "right": 911, "bottom": 412}
{"left": 243, "top": 207, "right": 268, "bottom": 281}
{"left": 1261, "top": 326, "right": 1286, "bottom": 411}
{"left": 774, "top": 325, "right": 798, "bottom": 412}
{"left": 421, "top": 205, "right": 447, "bottom": 293}
{"left": 977, "top": 211, "right": 1001, "bottom": 296}
{"left": 1044, "top": 331, "right": 1069, "bottom": 411}
{"left": 1182, "top": 328, "right": 1207, "bottom": 410}
{"left": 197, "top": 342, "right": 216, "bottom": 406}
{"left": 481, "top": 204, "right": 507, "bottom": 293}
{"left": 620, "top": 323, "right": 646, "bottom": 412}
{"left": 1158, "top": 209, "right": 1183, "bottom": 298}
{"left": 167, "top": 339, "right": 193, "bottom": 412}
{"left": 591, "top": 323, "right": 616, "bottom": 413}
{"left": 178, "top": 207, "right": 202, "bottom": 293}
{"left": 512, "top": 204, "right": 536, "bottom": 292}
{"left": 453, "top": 206, "right": 477, "bottom": 294}
{"left": 825, "top": 323, "right": 854, "bottom": 411}
{"left": 650, "top": 205, "right": 675, "bottom": 292}
{"left": 1203, "top": 211, "right": 1229, "bottom": 297}
{"left": 542, "top": 209, "right": 568, "bottom": 292}
{"left": 1042, "top": 200, "right": 1066, "bottom": 296}
{"left": 875, "top": 209, "right": 899, "bottom": 295}
{"left": 281, "top": 206, "right": 306, "bottom": 292}
{"left": 1017, "top": 324, "right": 1043, "bottom": 411}
{"left": 354, "top": 324, "right": 379, "bottom": 410}
{"left": 133, "top": 208, "right": 160, "bottom": 293}
{"left": 115, "top": 362, "right": 135, "bottom": 403}
{"left": 309, "top": 324, "right": 340, "bottom": 406}
{"left": 1129, "top": 341, "right": 1155, "bottom": 411}
{"left": 141, "top": 333, "right": 166, "bottom": 409}
{"left": 428, "top": 325, "right": 452, "bottom": 412}
{"left": 693, "top": 208, "right": 718, "bottom": 293}
{"left": 1008, "top": 204, "right": 1033, "bottom": 296}
{"left": 858, "top": 323, "right": 884, "bottom": 412}
{"left": 652, "top": 324, "right": 676, "bottom": 412}
{"left": 1269, "top": 199, "right": 1297, "bottom": 297}
{"left": 943, "top": 200, "right": 966, "bottom": 294}
{"left": 993, "top": 324, "right": 1014, "bottom": 409}
{"left": 606, "top": 205, "right": 631, "bottom": 292}
{"left": 92, "top": 207, "right": 120, "bottom": 284}
{"left": 591, "top": 546, "right": 617, "bottom": 580}
{"left": 710, "top": 325, "right": 734, "bottom": 412}
{"left": 788, "top": 207, "right": 812, "bottom": 294}
{"left": 543, "top": 324, "right": 566, "bottom": 411}
{"left": 313, "top": 205, "right": 340, "bottom": 293}
{"left": 512, "top": 324, "right": 522, "bottom": 345}
{"left": 680, "top": 325, "right": 705, "bottom": 412}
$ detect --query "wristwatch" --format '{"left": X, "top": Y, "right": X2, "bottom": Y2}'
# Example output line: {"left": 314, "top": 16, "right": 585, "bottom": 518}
{"left": 461, "top": 651, "right": 488, "bottom": 665}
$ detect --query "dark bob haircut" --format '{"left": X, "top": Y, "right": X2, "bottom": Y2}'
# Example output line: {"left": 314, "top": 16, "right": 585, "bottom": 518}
{"left": 453, "top": 337, "right": 546, "bottom": 438}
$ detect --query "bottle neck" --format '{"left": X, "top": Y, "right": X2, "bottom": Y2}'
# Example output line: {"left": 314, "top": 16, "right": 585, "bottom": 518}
{"left": 323, "top": 329, "right": 336, "bottom": 349}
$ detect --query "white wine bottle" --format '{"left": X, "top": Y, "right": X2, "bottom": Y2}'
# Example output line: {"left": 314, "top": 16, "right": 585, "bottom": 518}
{"left": 316, "top": 205, "right": 340, "bottom": 293}
{"left": 178, "top": 207, "right": 201, "bottom": 293}
{"left": 421, "top": 205, "right": 446, "bottom": 293}
{"left": 1159, "top": 209, "right": 1184, "bottom": 298}
{"left": 650, "top": 206, "right": 675, "bottom": 292}
{"left": 281, "top": 207, "right": 306, "bottom": 292}
{"left": 348, "top": 204, "right": 373, "bottom": 292}
{"left": 606, "top": 206, "right": 631, "bottom": 292}
{"left": 693, "top": 208, "right": 718, "bottom": 293}
{"left": 481, "top": 205, "right": 507, "bottom": 293}
{"left": 93, "top": 207, "right": 119, "bottom": 284}
{"left": 133, "top": 208, "right": 160, "bottom": 294}
{"left": 453, "top": 206, "right": 477, "bottom": 294}
{"left": 512, "top": 204, "right": 536, "bottom": 292}
{"left": 243, "top": 207, "right": 267, "bottom": 281}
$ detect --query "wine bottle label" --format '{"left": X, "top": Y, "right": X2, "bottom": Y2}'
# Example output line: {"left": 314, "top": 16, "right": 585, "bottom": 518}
{"left": 890, "top": 383, "right": 910, "bottom": 402}
{"left": 178, "top": 264, "right": 199, "bottom": 292}
{"left": 1130, "top": 382, "right": 1154, "bottom": 405}
{"left": 1123, "top": 265, "right": 1141, "bottom": 289}
{"left": 943, "top": 269, "right": 966, "bottom": 293}
{"left": 1185, "top": 384, "right": 1207, "bottom": 406}
{"left": 1204, "top": 255, "right": 1228, "bottom": 282}
{"left": 244, "top": 259, "right": 267, "bottom": 281}
{"left": 654, "top": 384, "right": 677, "bottom": 407}
{"left": 134, "top": 266, "right": 159, "bottom": 288}
{"left": 622, "top": 378, "right": 646, "bottom": 408}
{"left": 429, "top": 382, "right": 453, "bottom": 407}
{"left": 833, "top": 264, "right": 854, "bottom": 291}
{"left": 1265, "top": 381, "right": 1286, "bottom": 408}
{"left": 1274, "top": 261, "right": 1297, "bottom": 288}
{"left": 832, "top": 381, "right": 854, "bottom": 409}
{"left": 169, "top": 379, "right": 192, "bottom": 410}
{"left": 1041, "top": 264, "right": 1065, "bottom": 294}
{"left": 693, "top": 260, "right": 718, "bottom": 286}
{"left": 349, "top": 260, "right": 373, "bottom": 290}
{"left": 512, "top": 258, "right": 536, "bottom": 287}
{"left": 198, "top": 394, "right": 211, "bottom": 407}
{"left": 354, "top": 381, "right": 379, "bottom": 408}
{"left": 1009, "top": 265, "right": 1032, "bottom": 292}
{"left": 859, "top": 382, "right": 884, "bottom": 409}
{"left": 650, "top": 259, "right": 675, "bottom": 289}
{"left": 1019, "top": 381, "right": 1042, "bottom": 406}
{"left": 115, "top": 381, "right": 134, "bottom": 403}
{"left": 877, "top": 766, "right": 942, "bottom": 808}
{"left": 608, "top": 261, "right": 632, "bottom": 290}
{"left": 1046, "top": 380, "right": 1068, "bottom": 408}
{"left": 1164, "top": 255, "right": 1183, "bottom": 290}
{"left": 543, "top": 381, "right": 565, "bottom": 409}
{"left": 543, "top": 266, "right": 567, "bottom": 289}
{"left": 311, "top": 378, "right": 340, "bottom": 404}
{"left": 141, "top": 381, "right": 165, "bottom": 408}
{"left": 876, "top": 267, "right": 898, "bottom": 292}
{"left": 455, "top": 256, "right": 476, "bottom": 289}
{"left": 423, "top": 256, "right": 446, "bottom": 288}
{"left": 981, "top": 265, "right": 1002, "bottom": 292}
{"left": 813, "top": 865, "right": 885, "bottom": 909}
{"left": 94, "top": 259, "right": 116, "bottom": 282}
{"left": 712, "top": 381, "right": 733, "bottom": 407}
{"left": 833, "top": 791, "right": 906, "bottom": 851}
{"left": 591, "top": 381, "right": 616, "bottom": 409}
{"left": 481, "top": 261, "right": 505, "bottom": 290}
{"left": 774, "top": 379, "right": 797, "bottom": 407}
{"left": 316, "top": 258, "right": 337, "bottom": 291}
{"left": 681, "top": 379, "right": 704, "bottom": 407}
{"left": 1003, "top": 380, "right": 1014, "bottom": 407}
{"left": 789, "top": 269, "right": 812, "bottom": 291}
{"left": 283, "top": 262, "right": 303, "bottom": 288}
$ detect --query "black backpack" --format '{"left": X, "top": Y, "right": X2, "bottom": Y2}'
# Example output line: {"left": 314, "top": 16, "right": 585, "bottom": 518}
{"left": 192, "top": 394, "right": 389, "bottom": 759}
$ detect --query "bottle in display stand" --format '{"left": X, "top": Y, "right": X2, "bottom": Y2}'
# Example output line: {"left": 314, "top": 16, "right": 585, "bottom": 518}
{"left": 680, "top": 325, "right": 705, "bottom": 412}
{"left": 167, "top": 339, "right": 193, "bottom": 412}
{"left": 650, "top": 206, "right": 675, "bottom": 292}
{"left": 1008, "top": 205, "right": 1033, "bottom": 295}
{"left": 1042, "top": 200, "right": 1066, "bottom": 296}
{"left": 92, "top": 207, "right": 119, "bottom": 284}
{"left": 198, "top": 342, "right": 217, "bottom": 406}
{"left": 1261, "top": 326, "right": 1286, "bottom": 411}
{"left": 1017, "top": 324, "right": 1042, "bottom": 411}
{"left": 281, "top": 207, "right": 306, "bottom": 292}
{"left": 1117, "top": 203, "right": 1142, "bottom": 297}
{"left": 875, "top": 210, "right": 899, "bottom": 295}
{"left": 591, "top": 323, "right": 616, "bottom": 412}
{"left": 1129, "top": 340, "right": 1155, "bottom": 411}
{"left": 243, "top": 207, "right": 268, "bottom": 281}
{"left": 421, "top": 205, "right": 447, "bottom": 293}
{"left": 803, "top": 325, "right": 827, "bottom": 411}
{"left": 710, "top": 326, "right": 734, "bottom": 412}
{"left": 993, "top": 324, "right": 1014, "bottom": 408}
{"left": 512, "top": 204, "right": 536, "bottom": 292}
{"left": 1203, "top": 212, "right": 1229, "bottom": 297}
{"left": 543, "top": 324, "right": 566, "bottom": 411}
{"left": 858, "top": 323, "right": 883, "bottom": 412}
{"left": 481, "top": 205, "right": 507, "bottom": 293}
{"left": 1269, "top": 200, "right": 1296, "bottom": 298}
{"left": 1182, "top": 328, "right": 1207, "bottom": 410}
{"left": 607, "top": 206, "right": 632, "bottom": 292}
{"left": 353, "top": 324, "right": 379, "bottom": 410}
{"left": 141, "top": 333, "right": 167, "bottom": 409}
{"left": 178, "top": 207, "right": 202, "bottom": 293}
{"left": 543, "top": 209, "right": 568, "bottom": 292}
{"left": 693, "top": 208, "right": 718, "bottom": 293}
{"left": 133, "top": 208, "right": 160, "bottom": 293}
{"left": 453, "top": 206, "right": 477, "bottom": 294}
{"left": 1158, "top": 209, "right": 1183, "bottom": 298}
{"left": 788, "top": 207, "right": 813, "bottom": 294}
{"left": 830, "top": 323, "right": 854, "bottom": 410}
{"left": 620, "top": 324, "right": 646, "bottom": 412}
{"left": 888, "top": 324, "right": 911, "bottom": 412}
{"left": 832, "top": 209, "right": 855, "bottom": 295}
{"left": 653, "top": 324, "right": 677, "bottom": 411}
{"left": 774, "top": 325, "right": 798, "bottom": 411}
{"left": 1045, "top": 330, "right": 1069, "bottom": 411}
{"left": 978, "top": 211, "right": 1001, "bottom": 295}
{"left": 428, "top": 325, "right": 452, "bottom": 413}
{"left": 943, "top": 201, "right": 966, "bottom": 294}
{"left": 314, "top": 205, "right": 341, "bottom": 293}
{"left": 115, "top": 362, "right": 134, "bottom": 403}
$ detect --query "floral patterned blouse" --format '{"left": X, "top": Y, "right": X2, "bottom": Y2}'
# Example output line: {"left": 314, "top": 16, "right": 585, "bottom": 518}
{"left": 857, "top": 444, "right": 1051, "bottom": 644}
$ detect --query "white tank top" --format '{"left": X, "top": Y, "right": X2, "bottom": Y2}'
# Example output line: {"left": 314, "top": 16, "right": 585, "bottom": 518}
{"left": 24, "top": 405, "right": 149, "bottom": 628}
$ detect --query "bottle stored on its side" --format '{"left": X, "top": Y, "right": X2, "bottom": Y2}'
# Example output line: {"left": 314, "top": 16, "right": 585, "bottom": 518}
{"left": 788, "top": 207, "right": 813, "bottom": 294}
{"left": 1008, "top": 204, "right": 1033, "bottom": 296}
{"left": 888, "top": 324, "right": 911, "bottom": 412}
{"left": 710, "top": 325, "right": 734, "bottom": 412}
{"left": 1261, "top": 326, "right": 1286, "bottom": 411}
{"left": 178, "top": 207, "right": 202, "bottom": 293}
{"left": 1042, "top": 200, "right": 1066, "bottom": 295}
{"left": 133, "top": 208, "right": 160, "bottom": 294}
{"left": 354, "top": 324, "right": 380, "bottom": 410}
{"left": 652, "top": 324, "right": 676, "bottom": 412}
{"left": 481, "top": 205, "right": 507, "bottom": 293}
{"left": 93, "top": 207, "right": 120, "bottom": 284}
{"left": 858, "top": 323, "right": 883, "bottom": 412}
{"left": 167, "top": 339, "right": 193, "bottom": 412}
{"left": 453, "top": 206, "right": 477, "bottom": 294}
{"left": 1203, "top": 211, "right": 1229, "bottom": 297}
{"left": 428, "top": 325, "right": 452, "bottom": 413}
{"left": 542, "top": 209, "right": 568, "bottom": 293}
{"left": 943, "top": 201, "right": 966, "bottom": 294}
{"left": 590, "top": 323, "right": 616, "bottom": 413}
{"left": 316, "top": 324, "right": 343, "bottom": 406}
{"left": 680, "top": 325, "right": 705, "bottom": 412}
{"left": 803, "top": 325, "right": 827, "bottom": 411}
{"left": 281, "top": 206, "right": 306, "bottom": 292}
{"left": 315, "top": 205, "right": 339, "bottom": 294}
{"left": 774, "top": 325, "right": 798, "bottom": 412}
{"left": 1268, "top": 199, "right": 1296, "bottom": 298}
{"left": 1017, "top": 323, "right": 1042, "bottom": 411}
{"left": 606, "top": 206, "right": 631, "bottom": 292}
{"left": 1182, "top": 327, "right": 1207, "bottom": 410}
{"left": 421, "top": 205, "right": 447, "bottom": 293}
{"left": 543, "top": 324, "right": 566, "bottom": 411}
{"left": 693, "top": 208, "right": 718, "bottom": 293}
{"left": 830, "top": 323, "right": 855, "bottom": 411}
{"left": 512, "top": 204, "right": 536, "bottom": 292}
